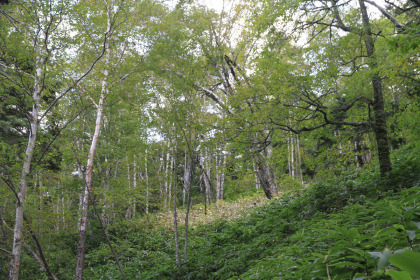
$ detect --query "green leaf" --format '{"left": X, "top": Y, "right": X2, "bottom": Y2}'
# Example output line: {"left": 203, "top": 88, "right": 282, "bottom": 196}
{"left": 393, "top": 224, "right": 406, "bottom": 232}
{"left": 389, "top": 250, "right": 420, "bottom": 277}
{"left": 330, "top": 261, "right": 364, "bottom": 268}
{"left": 353, "top": 274, "right": 368, "bottom": 280}
{"left": 386, "top": 270, "right": 412, "bottom": 280}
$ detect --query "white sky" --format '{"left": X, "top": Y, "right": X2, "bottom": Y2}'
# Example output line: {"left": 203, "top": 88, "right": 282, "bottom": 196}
{"left": 199, "top": 0, "right": 225, "bottom": 12}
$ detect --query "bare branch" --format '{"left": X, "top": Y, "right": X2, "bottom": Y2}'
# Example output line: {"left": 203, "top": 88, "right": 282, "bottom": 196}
{"left": 365, "top": 0, "right": 405, "bottom": 30}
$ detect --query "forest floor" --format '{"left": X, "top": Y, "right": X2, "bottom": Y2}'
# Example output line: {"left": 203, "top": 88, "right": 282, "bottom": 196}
{"left": 148, "top": 192, "right": 270, "bottom": 229}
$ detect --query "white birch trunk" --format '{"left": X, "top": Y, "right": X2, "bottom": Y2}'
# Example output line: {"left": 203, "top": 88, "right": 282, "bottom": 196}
{"left": 125, "top": 157, "right": 131, "bottom": 219}
{"left": 9, "top": 48, "right": 44, "bottom": 280}
{"left": 216, "top": 150, "right": 227, "bottom": 200}
{"left": 200, "top": 149, "right": 211, "bottom": 204}
{"left": 296, "top": 135, "right": 303, "bottom": 183}
{"left": 132, "top": 158, "right": 137, "bottom": 218}
{"left": 252, "top": 159, "right": 260, "bottom": 189}
{"left": 287, "top": 132, "right": 292, "bottom": 177}
{"left": 145, "top": 150, "right": 149, "bottom": 215}
{"left": 75, "top": 94, "right": 105, "bottom": 280}
{"left": 164, "top": 149, "right": 171, "bottom": 210}
{"left": 171, "top": 151, "right": 180, "bottom": 266}
{"left": 75, "top": 9, "right": 111, "bottom": 276}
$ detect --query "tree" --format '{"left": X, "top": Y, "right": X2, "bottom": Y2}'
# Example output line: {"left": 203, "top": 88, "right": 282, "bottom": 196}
{"left": 0, "top": 1, "right": 113, "bottom": 278}
{"left": 239, "top": 0, "right": 419, "bottom": 178}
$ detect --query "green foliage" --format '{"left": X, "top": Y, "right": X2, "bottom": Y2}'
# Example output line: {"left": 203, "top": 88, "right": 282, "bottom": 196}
{"left": 29, "top": 147, "right": 416, "bottom": 280}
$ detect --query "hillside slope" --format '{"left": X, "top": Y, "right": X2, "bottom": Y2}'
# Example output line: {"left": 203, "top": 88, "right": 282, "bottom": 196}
{"left": 15, "top": 147, "right": 420, "bottom": 280}
{"left": 80, "top": 159, "right": 420, "bottom": 280}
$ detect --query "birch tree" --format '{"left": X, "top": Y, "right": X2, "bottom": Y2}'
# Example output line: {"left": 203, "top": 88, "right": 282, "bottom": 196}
{"left": 0, "top": 1, "right": 112, "bottom": 278}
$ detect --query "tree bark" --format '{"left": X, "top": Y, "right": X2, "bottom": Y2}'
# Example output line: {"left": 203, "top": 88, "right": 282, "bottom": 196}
{"left": 255, "top": 162, "right": 277, "bottom": 199}
{"left": 9, "top": 51, "right": 44, "bottom": 280}
{"left": 164, "top": 147, "right": 171, "bottom": 210}
{"left": 75, "top": 95, "right": 105, "bottom": 280}
{"left": 125, "top": 157, "right": 132, "bottom": 219}
{"left": 132, "top": 158, "right": 137, "bottom": 218}
{"left": 359, "top": 0, "right": 392, "bottom": 176}
{"left": 183, "top": 150, "right": 192, "bottom": 263}
{"left": 75, "top": 1, "right": 114, "bottom": 277}
{"left": 216, "top": 150, "right": 226, "bottom": 200}
{"left": 200, "top": 149, "right": 212, "bottom": 204}
{"left": 145, "top": 150, "right": 149, "bottom": 215}
{"left": 172, "top": 150, "right": 180, "bottom": 266}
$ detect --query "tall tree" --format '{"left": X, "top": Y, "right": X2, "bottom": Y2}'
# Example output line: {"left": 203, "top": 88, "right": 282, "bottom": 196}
{"left": 0, "top": 1, "right": 112, "bottom": 278}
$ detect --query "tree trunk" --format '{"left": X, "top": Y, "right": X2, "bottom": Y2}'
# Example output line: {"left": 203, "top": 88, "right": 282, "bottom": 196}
{"left": 183, "top": 150, "right": 192, "bottom": 263}
{"left": 145, "top": 150, "right": 149, "bottom": 215}
{"left": 132, "top": 158, "right": 137, "bottom": 218}
{"left": 183, "top": 185, "right": 191, "bottom": 263}
{"left": 216, "top": 150, "right": 226, "bottom": 200}
{"left": 9, "top": 52, "right": 44, "bottom": 280}
{"left": 287, "top": 132, "right": 292, "bottom": 177}
{"left": 252, "top": 159, "right": 260, "bottom": 190}
{"left": 256, "top": 162, "right": 277, "bottom": 199}
{"left": 125, "top": 157, "right": 131, "bottom": 219}
{"left": 358, "top": 0, "right": 392, "bottom": 176}
{"left": 164, "top": 148, "right": 171, "bottom": 210}
{"left": 172, "top": 151, "right": 180, "bottom": 266}
{"left": 200, "top": 149, "right": 212, "bottom": 204}
{"left": 183, "top": 152, "right": 192, "bottom": 207}
{"left": 296, "top": 135, "right": 303, "bottom": 183}
{"left": 75, "top": 95, "right": 105, "bottom": 280}
{"left": 75, "top": 2, "right": 114, "bottom": 277}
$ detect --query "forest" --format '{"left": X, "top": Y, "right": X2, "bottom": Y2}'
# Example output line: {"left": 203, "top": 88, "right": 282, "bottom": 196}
{"left": 0, "top": 0, "right": 419, "bottom": 279}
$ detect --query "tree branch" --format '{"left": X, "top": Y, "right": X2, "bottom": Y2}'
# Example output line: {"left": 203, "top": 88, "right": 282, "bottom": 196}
{"left": 365, "top": 0, "right": 405, "bottom": 31}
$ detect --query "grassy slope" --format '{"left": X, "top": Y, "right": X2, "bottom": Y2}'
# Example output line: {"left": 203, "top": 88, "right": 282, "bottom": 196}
{"left": 16, "top": 146, "right": 420, "bottom": 280}
{"left": 81, "top": 148, "right": 420, "bottom": 280}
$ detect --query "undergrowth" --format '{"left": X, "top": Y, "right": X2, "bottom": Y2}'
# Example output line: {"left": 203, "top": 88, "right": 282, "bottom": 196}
{"left": 17, "top": 146, "right": 420, "bottom": 279}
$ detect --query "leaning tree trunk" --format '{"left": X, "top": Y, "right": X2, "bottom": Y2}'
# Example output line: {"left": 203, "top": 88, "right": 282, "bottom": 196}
{"left": 9, "top": 52, "right": 44, "bottom": 280}
{"left": 75, "top": 2, "right": 114, "bottom": 277}
{"left": 255, "top": 160, "right": 278, "bottom": 199}
{"left": 359, "top": 0, "right": 391, "bottom": 176}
